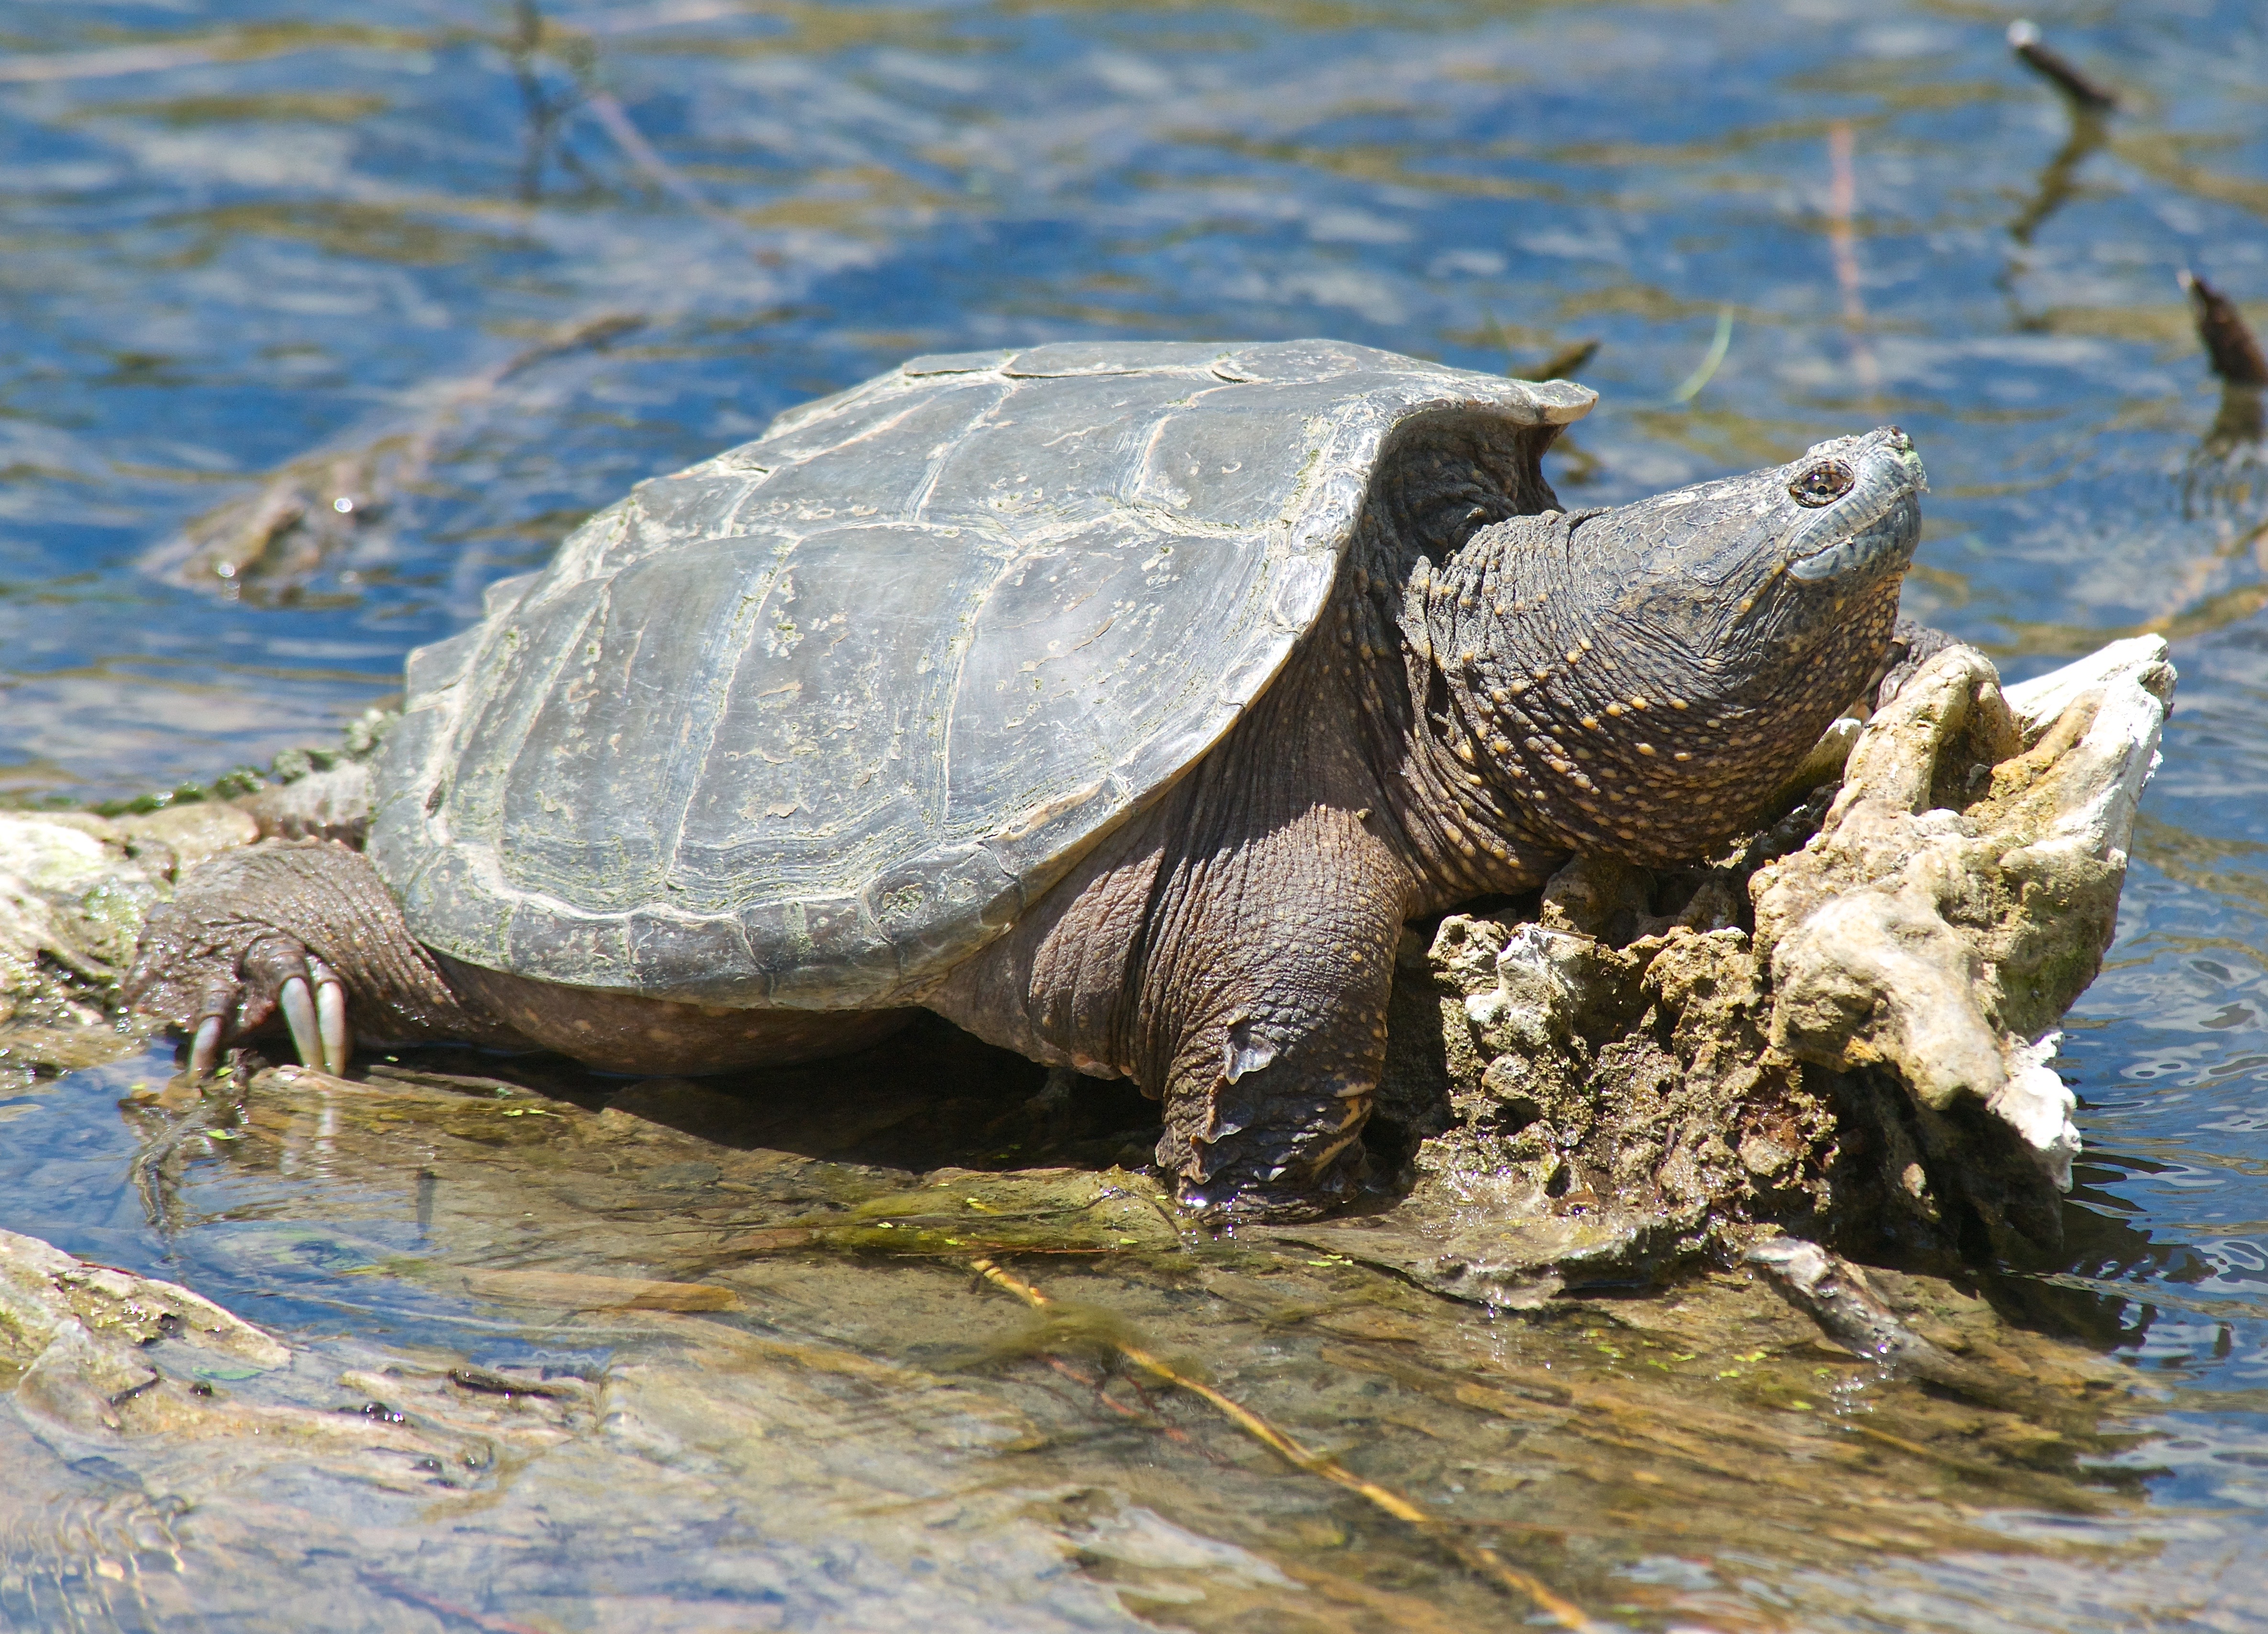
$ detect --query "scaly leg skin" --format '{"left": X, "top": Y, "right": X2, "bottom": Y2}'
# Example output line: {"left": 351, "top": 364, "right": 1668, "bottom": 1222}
{"left": 930, "top": 796, "right": 1410, "bottom": 1222}
{"left": 126, "top": 839, "right": 525, "bottom": 1077}
{"left": 1144, "top": 805, "right": 1408, "bottom": 1222}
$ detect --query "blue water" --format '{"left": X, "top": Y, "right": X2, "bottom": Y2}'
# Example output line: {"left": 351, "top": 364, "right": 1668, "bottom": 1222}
{"left": 5, "top": 0, "right": 2268, "bottom": 1623}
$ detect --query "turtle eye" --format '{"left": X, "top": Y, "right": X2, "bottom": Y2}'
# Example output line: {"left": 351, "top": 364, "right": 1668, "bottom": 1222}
{"left": 1789, "top": 462, "right": 1856, "bottom": 508}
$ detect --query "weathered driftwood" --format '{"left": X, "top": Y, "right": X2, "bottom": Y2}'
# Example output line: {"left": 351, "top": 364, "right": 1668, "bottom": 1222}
{"left": 1351, "top": 636, "right": 2173, "bottom": 1299}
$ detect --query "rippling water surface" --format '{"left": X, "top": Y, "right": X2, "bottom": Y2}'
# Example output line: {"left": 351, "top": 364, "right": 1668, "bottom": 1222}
{"left": 4, "top": 0, "right": 2268, "bottom": 1627}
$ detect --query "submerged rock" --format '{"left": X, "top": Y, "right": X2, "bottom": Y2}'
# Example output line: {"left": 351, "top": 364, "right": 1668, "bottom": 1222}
{"left": 0, "top": 1011, "right": 2162, "bottom": 1632}
{"left": 0, "top": 1228, "right": 291, "bottom": 1438}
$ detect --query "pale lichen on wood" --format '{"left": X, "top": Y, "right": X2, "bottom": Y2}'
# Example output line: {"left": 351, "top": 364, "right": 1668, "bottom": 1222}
{"left": 1368, "top": 636, "right": 2174, "bottom": 1288}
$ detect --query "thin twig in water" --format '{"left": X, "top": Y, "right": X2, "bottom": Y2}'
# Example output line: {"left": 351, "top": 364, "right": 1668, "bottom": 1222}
{"left": 2007, "top": 20, "right": 2119, "bottom": 113}
{"left": 512, "top": 4, "right": 754, "bottom": 239}
{"left": 510, "top": 0, "right": 576, "bottom": 202}
{"left": 1531, "top": 338, "right": 1600, "bottom": 383}
{"left": 356, "top": 1570, "right": 550, "bottom": 1634}
{"left": 1042, "top": 1355, "right": 1218, "bottom": 1456}
{"left": 129, "top": 1089, "right": 231, "bottom": 1241}
{"left": 968, "top": 1256, "right": 1602, "bottom": 1632}
{"left": 2004, "top": 106, "right": 2108, "bottom": 251}
{"left": 584, "top": 90, "right": 742, "bottom": 229}
{"left": 2180, "top": 270, "right": 2268, "bottom": 389}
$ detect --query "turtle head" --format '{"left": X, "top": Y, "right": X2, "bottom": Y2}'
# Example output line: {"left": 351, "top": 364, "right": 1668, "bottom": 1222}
{"left": 1446, "top": 426, "right": 1926, "bottom": 866}
{"left": 1589, "top": 424, "right": 1925, "bottom": 668}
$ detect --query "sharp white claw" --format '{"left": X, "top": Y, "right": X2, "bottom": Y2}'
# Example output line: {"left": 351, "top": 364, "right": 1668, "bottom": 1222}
{"left": 279, "top": 976, "right": 322, "bottom": 1071}
{"left": 316, "top": 980, "right": 351, "bottom": 1076}
{"left": 189, "top": 1015, "right": 224, "bottom": 1077}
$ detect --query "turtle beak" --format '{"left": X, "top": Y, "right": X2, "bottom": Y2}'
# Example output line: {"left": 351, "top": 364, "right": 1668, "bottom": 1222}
{"left": 1785, "top": 427, "right": 1926, "bottom": 584}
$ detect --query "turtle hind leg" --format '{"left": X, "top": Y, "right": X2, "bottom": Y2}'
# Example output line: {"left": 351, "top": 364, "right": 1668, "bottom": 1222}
{"left": 126, "top": 839, "right": 522, "bottom": 1074}
{"left": 1156, "top": 997, "right": 1388, "bottom": 1222}
{"left": 1163, "top": 1052, "right": 1376, "bottom": 1221}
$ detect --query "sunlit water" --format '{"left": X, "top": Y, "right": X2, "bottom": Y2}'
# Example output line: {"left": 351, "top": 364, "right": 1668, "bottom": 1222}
{"left": 4, "top": 0, "right": 2268, "bottom": 1627}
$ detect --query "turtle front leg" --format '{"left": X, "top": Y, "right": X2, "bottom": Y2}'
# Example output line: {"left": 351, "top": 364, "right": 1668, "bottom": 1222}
{"left": 926, "top": 792, "right": 1411, "bottom": 1219}
{"left": 1142, "top": 805, "right": 1409, "bottom": 1219}
{"left": 127, "top": 839, "right": 526, "bottom": 1074}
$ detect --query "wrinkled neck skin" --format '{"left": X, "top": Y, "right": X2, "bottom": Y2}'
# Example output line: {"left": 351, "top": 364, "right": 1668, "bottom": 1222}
{"left": 1343, "top": 496, "right": 1905, "bottom": 916}
{"left": 1327, "top": 507, "right": 1572, "bottom": 916}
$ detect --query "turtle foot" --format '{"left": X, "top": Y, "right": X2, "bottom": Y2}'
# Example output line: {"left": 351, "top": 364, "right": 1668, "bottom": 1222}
{"left": 126, "top": 839, "right": 492, "bottom": 1077}
{"left": 156, "top": 923, "right": 350, "bottom": 1079}
{"left": 1177, "top": 1184, "right": 1342, "bottom": 1227}
{"left": 1173, "top": 1138, "right": 1370, "bottom": 1226}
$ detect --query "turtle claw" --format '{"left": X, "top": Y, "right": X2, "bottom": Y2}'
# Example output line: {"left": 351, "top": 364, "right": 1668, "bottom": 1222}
{"left": 313, "top": 962, "right": 352, "bottom": 1075}
{"left": 127, "top": 845, "right": 431, "bottom": 1078}
{"left": 279, "top": 976, "right": 322, "bottom": 1071}
{"left": 187, "top": 1015, "right": 224, "bottom": 1078}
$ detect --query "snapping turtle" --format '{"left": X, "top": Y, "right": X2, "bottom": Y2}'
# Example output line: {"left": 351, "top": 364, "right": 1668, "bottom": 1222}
{"left": 129, "top": 339, "right": 1926, "bottom": 1215}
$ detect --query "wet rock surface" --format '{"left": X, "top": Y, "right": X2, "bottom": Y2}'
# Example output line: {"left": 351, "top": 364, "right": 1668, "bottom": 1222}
{"left": 0, "top": 813, "right": 165, "bottom": 1090}
{"left": 2, "top": 1035, "right": 2199, "bottom": 1632}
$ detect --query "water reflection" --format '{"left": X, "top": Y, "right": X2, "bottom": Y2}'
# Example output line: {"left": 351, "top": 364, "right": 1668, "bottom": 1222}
{"left": 2178, "top": 270, "right": 2268, "bottom": 528}
{"left": 22, "top": 1036, "right": 2202, "bottom": 1631}
{"left": 2006, "top": 108, "right": 2111, "bottom": 255}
